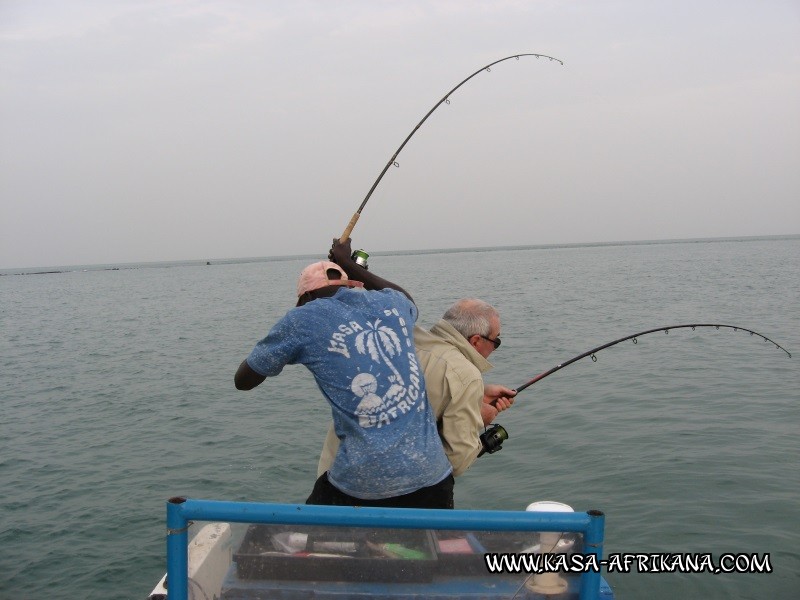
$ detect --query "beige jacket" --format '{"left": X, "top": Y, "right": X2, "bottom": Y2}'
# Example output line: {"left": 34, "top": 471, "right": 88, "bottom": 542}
{"left": 318, "top": 320, "right": 492, "bottom": 477}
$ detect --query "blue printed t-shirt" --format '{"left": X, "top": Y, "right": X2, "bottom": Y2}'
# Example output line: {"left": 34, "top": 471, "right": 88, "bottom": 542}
{"left": 246, "top": 287, "right": 452, "bottom": 499}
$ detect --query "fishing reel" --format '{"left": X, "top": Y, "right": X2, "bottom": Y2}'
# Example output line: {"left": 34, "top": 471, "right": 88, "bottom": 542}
{"left": 479, "top": 423, "right": 509, "bottom": 457}
{"left": 351, "top": 249, "right": 369, "bottom": 269}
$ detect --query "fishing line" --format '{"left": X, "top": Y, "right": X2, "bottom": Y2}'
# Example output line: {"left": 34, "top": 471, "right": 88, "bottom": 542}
{"left": 339, "top": 53, "right": 564, "bottom": 242}
{"left": 514, "top": 324, "right": 791, "bottom": 394}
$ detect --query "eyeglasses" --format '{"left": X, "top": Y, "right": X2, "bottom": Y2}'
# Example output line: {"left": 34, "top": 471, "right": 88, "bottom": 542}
{"left": 476, "top": 334, "right": 501, "bottom": 349}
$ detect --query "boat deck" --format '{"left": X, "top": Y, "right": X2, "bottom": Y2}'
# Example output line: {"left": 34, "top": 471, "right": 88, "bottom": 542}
{"left": 154, "top": 498, "right": 614, "bottom": 600}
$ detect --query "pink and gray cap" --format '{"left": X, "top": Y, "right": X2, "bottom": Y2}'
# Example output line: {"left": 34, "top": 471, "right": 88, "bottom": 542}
{"left": 296, "top": 261, "right": 364, "bottom": 297}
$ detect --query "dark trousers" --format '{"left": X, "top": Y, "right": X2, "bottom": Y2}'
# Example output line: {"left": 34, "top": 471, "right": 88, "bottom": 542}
{"left": 306, "top": 472, "right": 454, "bottom": 509}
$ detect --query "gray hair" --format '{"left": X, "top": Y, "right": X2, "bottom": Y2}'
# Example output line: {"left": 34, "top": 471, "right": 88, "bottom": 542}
{"left": 442, "top": 298, "right": 499, "bottom": 339}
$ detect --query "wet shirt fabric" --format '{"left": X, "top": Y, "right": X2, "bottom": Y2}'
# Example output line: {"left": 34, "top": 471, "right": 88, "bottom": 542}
{"left": 246, "top": 287, "right": 452, "bottom": 499}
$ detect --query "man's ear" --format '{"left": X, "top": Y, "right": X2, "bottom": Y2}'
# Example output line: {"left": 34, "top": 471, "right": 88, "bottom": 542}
{"left": 467, "top": 334, "right": 481, "bottom": 350}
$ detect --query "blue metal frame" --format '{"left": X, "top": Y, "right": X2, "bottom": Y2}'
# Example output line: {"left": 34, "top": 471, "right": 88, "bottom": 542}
{"left": 165, "top": 496, "right": 606, "bottom": 600}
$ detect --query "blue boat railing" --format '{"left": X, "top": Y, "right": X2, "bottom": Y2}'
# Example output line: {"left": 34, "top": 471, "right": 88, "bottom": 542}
{"left": 165, "top": 496, "right": 607, "bottom": 600}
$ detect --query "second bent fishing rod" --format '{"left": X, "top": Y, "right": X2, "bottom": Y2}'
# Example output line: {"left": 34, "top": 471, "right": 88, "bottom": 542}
{"left": 513, "top": 323, "right": 791, "bottom": 395}
{"left": 481, "top": 323, "right": 790, "bottom": 439}
{"left": 339, "top": 53, "right": 564, "bottom": 243}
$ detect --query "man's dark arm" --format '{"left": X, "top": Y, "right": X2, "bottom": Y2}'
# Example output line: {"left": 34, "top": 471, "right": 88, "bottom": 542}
{"left": 330, "top": 238, "right": 414, "bottom": 302}
{"left": 235, "top": 359, "right": 266, "bottom": 390}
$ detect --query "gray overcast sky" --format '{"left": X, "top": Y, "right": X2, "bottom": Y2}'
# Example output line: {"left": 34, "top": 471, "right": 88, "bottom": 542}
{"left": 1, "top": 1, "right": 798, "bottom": 269}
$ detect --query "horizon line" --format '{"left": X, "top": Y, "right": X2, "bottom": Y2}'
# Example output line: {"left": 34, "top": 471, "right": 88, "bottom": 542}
{"left": 2, "top": 233, "right": 798, "bottom": 275}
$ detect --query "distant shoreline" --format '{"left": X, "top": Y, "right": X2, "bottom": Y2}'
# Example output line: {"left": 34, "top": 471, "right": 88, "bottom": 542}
{"left": 2, "top": 233, "right": 798, "bottom": 276}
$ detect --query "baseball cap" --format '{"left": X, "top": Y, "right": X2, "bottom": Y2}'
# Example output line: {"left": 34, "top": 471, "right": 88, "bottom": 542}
{"left": 296, "top": 261, "right": 364, "bottom": 297}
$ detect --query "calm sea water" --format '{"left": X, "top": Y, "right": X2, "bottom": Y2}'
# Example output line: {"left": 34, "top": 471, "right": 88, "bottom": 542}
{"left": 1, "top": 236, "right": 798, "bottom": 599}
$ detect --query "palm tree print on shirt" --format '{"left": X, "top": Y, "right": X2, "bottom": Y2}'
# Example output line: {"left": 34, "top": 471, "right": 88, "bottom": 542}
{"left": 354, "top": 319, "right": 404, "bottom": 386}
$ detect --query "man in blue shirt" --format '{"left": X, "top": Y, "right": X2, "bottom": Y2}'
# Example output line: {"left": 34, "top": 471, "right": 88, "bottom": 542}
{"left": 235, "top": 239, "right": 454, "bottom": 508}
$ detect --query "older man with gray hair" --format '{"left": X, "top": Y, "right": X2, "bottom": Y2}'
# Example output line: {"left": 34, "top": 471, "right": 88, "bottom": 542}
{"left": 318, "top": 297, "right": 515, "bottom": 493}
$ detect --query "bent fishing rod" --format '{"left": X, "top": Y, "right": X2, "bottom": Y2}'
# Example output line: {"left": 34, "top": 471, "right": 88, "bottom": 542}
{"left": 339, "top": 53, "right": 563, "bottom": 242}
{"left": 514, "top": 323, "right": 791, "bottom": 394}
